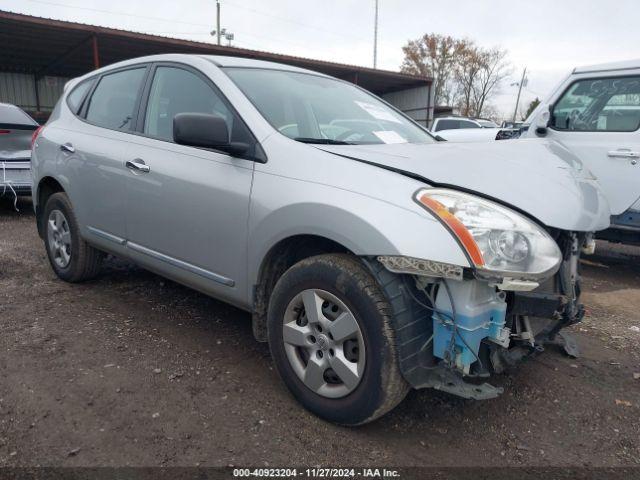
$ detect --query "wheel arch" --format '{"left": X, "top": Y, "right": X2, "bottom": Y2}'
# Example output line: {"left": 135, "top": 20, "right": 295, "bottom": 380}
{"left": 35, "top": 176, "right": 66, "bottom": 238}
{"left": 251, "top": 234, "right": 354, "bottom": 342}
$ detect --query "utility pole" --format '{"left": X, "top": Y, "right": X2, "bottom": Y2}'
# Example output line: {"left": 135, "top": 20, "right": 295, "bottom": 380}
{"left": 512, "top": 66, "right": 527, "bottom": 122}
{"left": 216, "top": 0, "right": 221, "bottom": 46}
{"left": 373, "top": 0, "right": 379, "bottom": 69}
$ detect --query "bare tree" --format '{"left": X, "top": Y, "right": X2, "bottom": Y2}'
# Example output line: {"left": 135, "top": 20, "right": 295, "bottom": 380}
{"left": 400, "top": 34, "right": 466, "bottom": 106}
{"left": 470, "top": 47, "right": 511, "bottom": 117}
{"left": 454, "top": 43, "right": 484, "bottom": 116}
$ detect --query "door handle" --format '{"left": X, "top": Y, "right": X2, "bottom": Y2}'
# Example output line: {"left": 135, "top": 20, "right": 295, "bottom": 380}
{"left": 60, "top": 143, "right": 75, "bottom": 154}
{"left": 125, "top": 159, "right": 150, "bottom": 173}
{"left": 607, "top": 149, "right": 640, "bottom": 159}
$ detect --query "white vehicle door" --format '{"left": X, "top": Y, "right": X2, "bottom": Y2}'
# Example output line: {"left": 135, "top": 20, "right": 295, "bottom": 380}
{"left": 547, "top": 74, "right": 640, "bottom": 214}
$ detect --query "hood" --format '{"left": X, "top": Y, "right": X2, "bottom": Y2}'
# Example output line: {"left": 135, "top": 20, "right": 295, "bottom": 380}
{"left": 317, "top": 138, "right": 610, "bottom": 232}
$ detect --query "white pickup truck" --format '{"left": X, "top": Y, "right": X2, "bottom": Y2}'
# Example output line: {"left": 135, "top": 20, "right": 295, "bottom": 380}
{"left": 523, "top": 59, "right": 640, "bottom": 245}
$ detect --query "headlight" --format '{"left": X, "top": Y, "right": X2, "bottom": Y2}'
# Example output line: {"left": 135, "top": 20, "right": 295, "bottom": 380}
{"left": 415, "top": 188, "right": 562, "bottom": 280}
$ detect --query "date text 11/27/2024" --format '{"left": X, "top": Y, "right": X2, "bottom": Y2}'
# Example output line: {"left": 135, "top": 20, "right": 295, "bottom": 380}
{"left": 232, "top": 468, "right": 401, "bottom": 478}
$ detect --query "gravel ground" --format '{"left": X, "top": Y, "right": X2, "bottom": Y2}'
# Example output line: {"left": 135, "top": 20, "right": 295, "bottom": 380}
{"left": 0, "top": 196, "right": 639, "bottom": 468}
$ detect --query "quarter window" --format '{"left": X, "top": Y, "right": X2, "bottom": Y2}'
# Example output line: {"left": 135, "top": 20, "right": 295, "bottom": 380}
{"left": 552, "top": 76, "right": 640, "bottom": 132}
{"left": 85, "top": 68, "right": 146, "bottom": 131}
{"left": 66, "top": 79, "right": 94, "bottom": 114}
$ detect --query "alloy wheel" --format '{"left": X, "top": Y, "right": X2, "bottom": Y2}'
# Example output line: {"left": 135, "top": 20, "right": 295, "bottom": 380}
{"left": 282, "top": 289, "right": 366, "bottom": 398}
{"left": 47, "top": 209, "right": 72, "bottom": 268}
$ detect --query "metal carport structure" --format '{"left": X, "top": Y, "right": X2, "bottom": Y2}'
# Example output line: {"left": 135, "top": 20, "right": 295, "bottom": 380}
{"left": 0, "top": 10, "right": 434, "bottom": 125}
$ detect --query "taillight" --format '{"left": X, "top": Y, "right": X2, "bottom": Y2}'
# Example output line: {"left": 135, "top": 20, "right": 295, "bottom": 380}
{"left": 0, "top": 129, "right": 10, "bottom": 135}
{"left": 31, "top": 126, "right": 43, "bottom": 148}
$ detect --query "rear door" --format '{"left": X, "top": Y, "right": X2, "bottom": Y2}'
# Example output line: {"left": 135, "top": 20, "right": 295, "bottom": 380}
{"left": 123, "top": 63, "right": 257, "bottom": 304}
{"left": 70, "top": 66, "right": 148, "bottom": 242}
{"left": 548, "top": 73, "right": 640, "bottom": 214}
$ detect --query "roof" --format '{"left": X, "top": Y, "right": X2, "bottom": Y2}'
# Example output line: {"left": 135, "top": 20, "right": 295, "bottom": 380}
{"left": 204, "top": 56, "right": 331, "bottom": 76}
{"left": 574, "top": 59, "right": 640, "bottom": 74}
{"left": 0, "top": 10, "right": 431, "bottom": 95}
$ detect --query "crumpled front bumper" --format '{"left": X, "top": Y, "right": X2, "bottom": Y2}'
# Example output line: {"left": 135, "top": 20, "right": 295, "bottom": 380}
{"left": 369, "top": 231, "right": 587, "bottom": 401}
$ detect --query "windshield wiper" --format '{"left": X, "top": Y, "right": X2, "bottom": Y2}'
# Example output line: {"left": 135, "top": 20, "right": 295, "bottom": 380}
{"left": 294, "top": 137, "right": 353, "bottom": 145}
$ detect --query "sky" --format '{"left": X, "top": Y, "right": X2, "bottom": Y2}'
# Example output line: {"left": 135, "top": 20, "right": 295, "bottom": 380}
{"left": 3, "top": 0, "right": 640, "bottom": 119}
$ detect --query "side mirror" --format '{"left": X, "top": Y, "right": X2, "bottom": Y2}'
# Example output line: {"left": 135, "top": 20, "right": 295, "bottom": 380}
{"left": 173, "top": 113, "right": 249, "bottom": 156}
{"left": 535, "top": 104, "right": 552, "bottom": 137}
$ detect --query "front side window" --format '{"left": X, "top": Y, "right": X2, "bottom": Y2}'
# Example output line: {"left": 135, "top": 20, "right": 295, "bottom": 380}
{"left": 552, "top": 76, "right": 640, "bottom": 132}
{"left": 225, "top": 68, "right": 434, "bottom": 145}
{"left": 85, "top": 68, "right": 146, "bottom": 131}
{"left": 144, "top": 66, "right": 237, "bottom": 142}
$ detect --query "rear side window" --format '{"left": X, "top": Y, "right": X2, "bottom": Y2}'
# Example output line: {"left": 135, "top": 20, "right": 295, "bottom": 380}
{"left": 552, "top": 76, "right": 640, "bottom": 132}
{"left": 85, "top": 68, "right": 146, "bottom": 131}
{"left": 434, "top": 119, "right": 459, "bottom": 131}
{"left": 458, "top": 120, "right": 480, "bottom": 129}
{"left": 66, "top": 80, "right": 94, "bottom": 114}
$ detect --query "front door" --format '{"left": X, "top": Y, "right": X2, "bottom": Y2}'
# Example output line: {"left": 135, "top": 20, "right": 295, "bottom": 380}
{"left": 549, "top": 74, "right": 640, "bottom": 215}
{"left": 123, "top": 64, "right": 256, "bottom": 305}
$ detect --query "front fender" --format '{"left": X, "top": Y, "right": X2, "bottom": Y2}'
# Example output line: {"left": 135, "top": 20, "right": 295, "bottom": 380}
{"left": 247, "top": 171, "right": 470, "bottom": 292}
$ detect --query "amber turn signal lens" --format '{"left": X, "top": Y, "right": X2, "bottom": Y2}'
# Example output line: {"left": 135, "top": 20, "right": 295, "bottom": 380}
{"left": 416, "top": 192, "right": 485, "bottom": 267}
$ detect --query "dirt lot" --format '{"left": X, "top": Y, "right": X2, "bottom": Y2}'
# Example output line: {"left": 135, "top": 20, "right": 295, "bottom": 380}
{"left": 0, "top": 196, "right": 639, "bottom": 468}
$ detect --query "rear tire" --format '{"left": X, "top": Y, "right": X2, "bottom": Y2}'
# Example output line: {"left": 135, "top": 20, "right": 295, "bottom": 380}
{"left": 267, "top": 254, "right": 408, "bottom": 425}
{"left": 43, "top": 192, "right": 102, "bottom": 282}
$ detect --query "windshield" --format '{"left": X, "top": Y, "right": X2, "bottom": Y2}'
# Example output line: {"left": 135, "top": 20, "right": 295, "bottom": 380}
{"left": 0, "top": 104, "right": 37, "bottom": 126}
{"left": 224, "top": 68, "right": 434, "bottom": 145}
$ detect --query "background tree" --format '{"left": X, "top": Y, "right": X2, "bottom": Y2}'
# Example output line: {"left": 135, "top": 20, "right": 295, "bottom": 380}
{"left": 469, "top": 47, "right": 511, "bottom": 117}
{"left": 401, "top": 34, "right": 512, "bottom": 118}
{"left": 400, "top": 34, "right": 466, "bottom": 106}
{"left": 453, "top": 43, "right": 483, "bottom": 116}
{"left": 524, "top": 97, "right": 541, "bottom": 120}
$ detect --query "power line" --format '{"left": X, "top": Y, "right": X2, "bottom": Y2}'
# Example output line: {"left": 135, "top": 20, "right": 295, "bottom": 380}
{"left": 223, "top": 0, "right": 370, "bottom": 43}
{"left": 22, "top": 0, "right": 212, "bottom": 27}
{"left": 17, "top": 0, "right": 371, "bottom": 64}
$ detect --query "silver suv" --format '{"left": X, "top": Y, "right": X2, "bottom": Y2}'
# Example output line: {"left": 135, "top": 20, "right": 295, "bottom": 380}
{"left": 32, "top": 54, "right": 609, "bottom": 425}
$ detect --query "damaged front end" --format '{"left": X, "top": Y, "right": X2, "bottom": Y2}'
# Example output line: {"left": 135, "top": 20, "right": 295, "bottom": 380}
{"left": 372, "top": 188, "right": 594, "bottom": 400}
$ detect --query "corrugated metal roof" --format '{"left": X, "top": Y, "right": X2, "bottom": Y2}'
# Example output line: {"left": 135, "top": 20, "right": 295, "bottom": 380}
{"left": 0, "top": 10, "right": 431, "bottom": 95}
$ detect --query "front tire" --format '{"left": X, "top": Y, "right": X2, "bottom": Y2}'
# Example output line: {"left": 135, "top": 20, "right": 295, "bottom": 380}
{"left": 43, "top": 192, "right": 102, "bottom": 282}
{"left": 267, "top": 254, "right": 408, "bottom": 425}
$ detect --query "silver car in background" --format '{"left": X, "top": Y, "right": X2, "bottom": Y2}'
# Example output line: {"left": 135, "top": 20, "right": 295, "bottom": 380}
{"left": 31, "top": 54, "right": 609, "bottom": 425}
{"left": 1, "top": 102, "right": 39, "bottom": 199}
